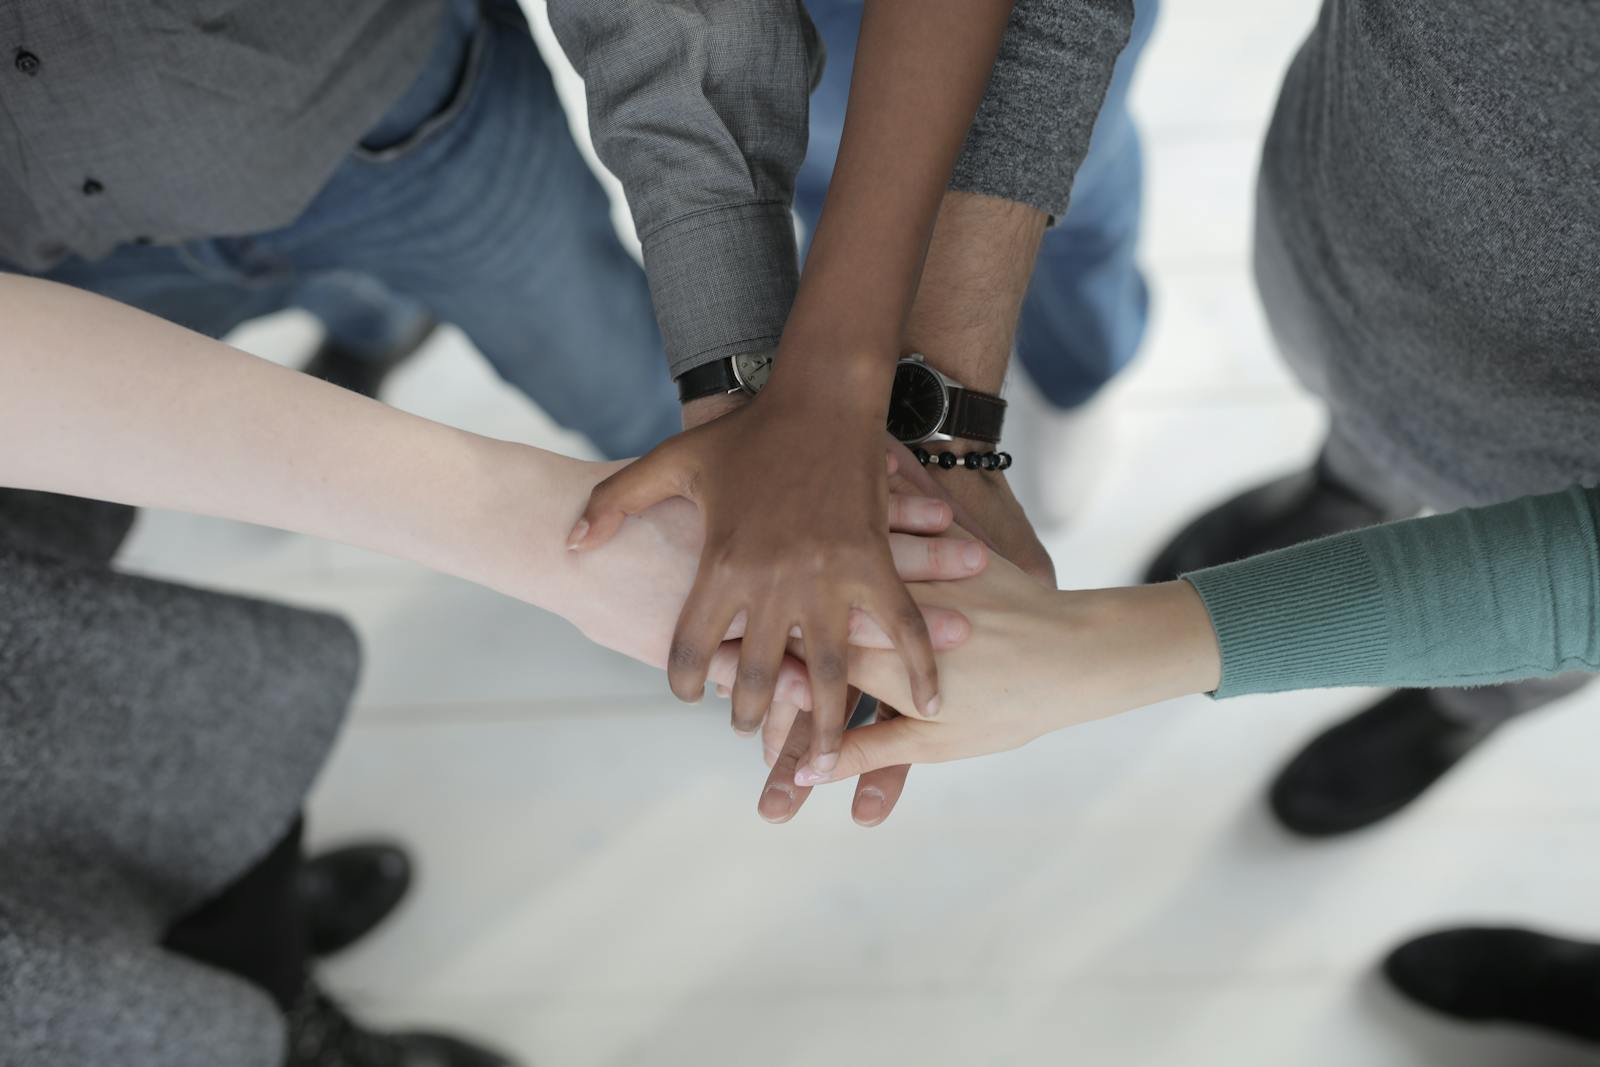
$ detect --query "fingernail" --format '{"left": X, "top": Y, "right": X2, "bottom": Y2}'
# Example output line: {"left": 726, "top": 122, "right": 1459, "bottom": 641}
{"left": 758, "top": 783, "right": 794, "bottom": 822}
{"left": 565, "top": 518, "right": 589, "bottom": 550}
{"left": 733, "top": 723, "right": 757, "bottom": 738}
{"left": 794, "top": 766, "right": 827, "bottom": 787}
{"left": 962, "top": 542, "right": 984, "bottom": 569}
{"left": 921, "top": 500, "right": 948, "bottom": 525}
{"left": 939, "top": 616, "right": 968, "bottom": 643}
{"left": 715, "top": 684, "right": 731, "bottom": 698}
{"left": 813, "top": 751, "right": 839, "bottom": 774}
{"left": 924, "top": 695, "right": 942, "bottom": 719}
{"left": 853, "top": 786, "right": 886, "bottom": 825}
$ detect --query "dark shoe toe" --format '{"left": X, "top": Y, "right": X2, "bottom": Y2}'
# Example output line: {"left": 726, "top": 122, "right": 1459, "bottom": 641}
{"left": 1144, "top": 464, "right": 1385, "bottom": 584}
{"left": 1268, "top": 690, "right": 1494, "bottom": 837}
{"left": 300, "top": 842, "right": 413, "bottom": 957}
{"left": 397, "top": 1032, "right": 521, "bottom": 1067}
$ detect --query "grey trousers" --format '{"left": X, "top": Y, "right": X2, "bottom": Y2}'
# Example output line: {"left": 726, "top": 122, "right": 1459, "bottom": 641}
{"left": 0, "top": 491, "right": 359, "bottom": 1067}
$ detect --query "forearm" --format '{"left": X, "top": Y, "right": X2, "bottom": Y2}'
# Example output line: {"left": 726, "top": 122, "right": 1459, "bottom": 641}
{"left": 0, "top": 275, "right": 586, "bottom": 610}
{"left": 777, "top": 0, "right": 1014, "bottom": 396}
{"left": 1185, "top": 487, "right": 1600, "bottom": 697}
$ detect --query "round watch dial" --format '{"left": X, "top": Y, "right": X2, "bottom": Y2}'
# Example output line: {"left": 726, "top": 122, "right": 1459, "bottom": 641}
{"left": 732, "top": 351, "right": 773, "bottom": 394}
{"left": 886, "top": 360, "right": 949, "bottom": 444}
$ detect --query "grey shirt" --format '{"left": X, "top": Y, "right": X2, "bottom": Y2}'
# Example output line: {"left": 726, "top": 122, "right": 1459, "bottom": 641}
{"left": 0, "top": 0, "right": 440, "bottom": 269}
{"left": 0, "top": 0, "right": 1131, "bottom": 379}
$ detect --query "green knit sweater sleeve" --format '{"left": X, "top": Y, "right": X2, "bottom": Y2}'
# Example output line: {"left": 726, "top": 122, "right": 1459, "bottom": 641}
{"left": 1183, "top": 487, "right": 1600, "bottom": 699}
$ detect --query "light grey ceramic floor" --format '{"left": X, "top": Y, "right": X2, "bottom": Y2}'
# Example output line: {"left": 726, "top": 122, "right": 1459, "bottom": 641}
{"left": 118, "top": 2, "right": 1600, "bottom": 1064}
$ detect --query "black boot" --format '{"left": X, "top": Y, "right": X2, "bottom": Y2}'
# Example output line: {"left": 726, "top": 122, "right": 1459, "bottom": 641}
{"left": 1144, "top": 458, "right": 1389, "bottom": 584}
{"left": 302, "top": 316, "right": 439, "bottom": 400}
{"left": 1268, "top": 689, "right": 1496, "bottom": 836}
{"left": 286, "top": 982, "right": 519, "bottom": 1067}
{"left": 1384, "top": 927, "right": 1600, "bottom": 1042}
{"left": 298, "top": 842, "right": 414, "bottom": 957}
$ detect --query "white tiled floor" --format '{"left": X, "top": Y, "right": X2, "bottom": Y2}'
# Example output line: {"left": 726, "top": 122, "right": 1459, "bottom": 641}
{"left": 117, "top": 1, "right": 1600, "bottom": 1064}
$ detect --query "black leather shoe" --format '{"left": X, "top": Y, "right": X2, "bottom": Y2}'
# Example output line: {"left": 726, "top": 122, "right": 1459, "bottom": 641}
{"left": 287, "top": 983, "right": 520, "bottom": 1067}
{"left": 302, "top": 316, "right": 438, "bottom": 400}
{"left": 1384, "top": 927, "right": 1600, "bottom": 1042}
{"left": 1269, "top": 689, "right": 1495, "bottom": 836}
{"left": 298, "top": 843, "right": 413, "bottom": 958}
{"left": 1144, "top": 461, "right": 1388, "bottom": 584}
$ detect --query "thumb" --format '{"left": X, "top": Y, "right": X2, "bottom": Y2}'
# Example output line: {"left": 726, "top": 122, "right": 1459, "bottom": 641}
{"left": 567, "top": 448, "right": 691, "bottom": 552}
{"left": 797, "top": 715, "right": 927, "bottom": 784}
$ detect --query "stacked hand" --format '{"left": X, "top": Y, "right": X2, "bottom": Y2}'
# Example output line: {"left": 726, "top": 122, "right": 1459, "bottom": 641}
{"left": 738, "top": 550, "right": 1222, "bottom": 793}
{"left": 568, "top": 380, "right": 943, "bottom": 779}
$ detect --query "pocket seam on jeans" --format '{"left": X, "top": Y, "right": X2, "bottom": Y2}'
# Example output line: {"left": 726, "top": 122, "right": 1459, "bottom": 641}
{"left": 352, "top": 21, "right": 490, "bottom": 165}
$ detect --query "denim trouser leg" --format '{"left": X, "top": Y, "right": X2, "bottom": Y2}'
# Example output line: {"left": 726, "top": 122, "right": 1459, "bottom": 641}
{"left": 260, "top": 4, "right": 679, "bottom": 460}
{"left": 290, "top": 272, "right": 434, "bottom": 361}
{"left": 18, "top": 0, "right": 678, "bottom": 463}
{"left": 32, "top": 243, "right": 290, "bottom": 341}
{"left": 798, "top": 0, "right": 1159, "bottom": 411}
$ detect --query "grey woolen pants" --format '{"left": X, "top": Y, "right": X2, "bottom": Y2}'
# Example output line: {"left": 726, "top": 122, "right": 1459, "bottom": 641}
{"left": 0, "top": 491, "right": 359, "bottom": 1067}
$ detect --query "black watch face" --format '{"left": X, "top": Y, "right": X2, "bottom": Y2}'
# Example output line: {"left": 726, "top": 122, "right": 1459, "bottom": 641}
{"left": 886, "top": 361, "right": 949, "bottom": 444}
{"left": 732, "top": 352, "right": 773, "bottom": 394}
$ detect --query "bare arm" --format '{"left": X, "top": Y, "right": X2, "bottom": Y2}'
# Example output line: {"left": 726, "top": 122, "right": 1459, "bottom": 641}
{"left": 0, "top": 275, "right": 979, "bottom": 675}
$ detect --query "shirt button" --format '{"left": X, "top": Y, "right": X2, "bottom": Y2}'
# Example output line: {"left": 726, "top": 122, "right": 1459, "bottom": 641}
{"left": 14, "top": 50, "right": 40, "bottom": 76}
{"left": 82, "top": 178, "right": 104, "bottom": 196}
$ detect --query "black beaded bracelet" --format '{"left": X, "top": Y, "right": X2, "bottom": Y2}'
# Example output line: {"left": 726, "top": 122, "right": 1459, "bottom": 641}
{"left": 911, "top": 447, "right": 1012, "bottom": 471}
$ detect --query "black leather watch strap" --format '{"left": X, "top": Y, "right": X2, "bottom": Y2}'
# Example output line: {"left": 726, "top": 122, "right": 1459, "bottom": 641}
{"left": 676, "top": 358, "right": 740, "bottom": 404}
{"left": 942, "top": 388, "right": 1006, "bottom": 444}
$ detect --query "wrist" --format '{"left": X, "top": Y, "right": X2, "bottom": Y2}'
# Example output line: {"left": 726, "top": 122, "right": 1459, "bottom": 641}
{"left": 681, "top": 390, "right": 749, "bottom": 431}
{"left": 1062, "top": 582, "right": 1222, "bottom": 715}
{"left": 1111, "top": 582, "right": 1223, "bottom": 700}
{"left": 426, "top": 435, "right": 598, "bottom": 610}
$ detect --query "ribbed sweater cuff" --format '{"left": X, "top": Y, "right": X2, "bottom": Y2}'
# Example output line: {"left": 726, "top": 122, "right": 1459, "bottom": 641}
{"left": 1184, "top": 534, "right": 1389, "bottom": 699}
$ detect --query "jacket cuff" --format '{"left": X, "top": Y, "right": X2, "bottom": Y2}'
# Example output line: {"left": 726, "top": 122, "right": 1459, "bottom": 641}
{"left": 1183, "top": 534, "right": 1390, "bottom": 699}
{"left": 640, "top": 202, "right": 799, "bottom": 381}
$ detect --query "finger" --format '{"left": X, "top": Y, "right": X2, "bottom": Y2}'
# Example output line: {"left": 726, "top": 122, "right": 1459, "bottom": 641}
{"left": 846, "top": 605, "right": 970, "bottom": 651}
{"left": 845, "top": 646, "right": 918, "bottom": 714}
{"left": 667, "top": 577, "right": 741, "bottom": 705}
{"left": 886, "top": 495, "right": 952, "bottom": 534}
{"left": 568, "top": 448, "right": 689, "bottom": 552}
{"left": 762, "top": 699, "right": 801, "bottom": 768}
{"left": 870, "top": 583, "right": 942, "bottom": 720}
{"left": 730, "top": 612, "right": 794, "bottom": 735}
{"left": 852, "top": 704, "right": 911, "bottom": 827}
{"left": 888, "top": 532, "right": 987, "bottom": 581}
{"left": 711, "top": 642, "right": 813, "bottom": 709}
{"left": 797, "top": 714, "right": 927, "bottom": 785}
{"left": 799, "top": 608, "right": 853, "bottom": 778}
{"left": 758, "top": 709, "right": 815, "bottom": 823}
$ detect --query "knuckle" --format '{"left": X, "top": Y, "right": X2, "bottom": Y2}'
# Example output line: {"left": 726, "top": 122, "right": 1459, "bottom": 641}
{"left": 812, "top": 651, "right": 847, "bottom": 685}
{"left": 897, "top": 604, "right": 929, "bottom": 634}
{"left": 668, "top": 639, "right": 703, "bottom": 672}
{"left": 738, "top": 662, "right": 772, "bottom": 690}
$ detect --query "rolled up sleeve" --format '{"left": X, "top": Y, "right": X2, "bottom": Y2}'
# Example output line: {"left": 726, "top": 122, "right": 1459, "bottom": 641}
{"left": 951, "top": 0, "right": 1134, "bottom": 217}
{"left": 547, "top": 1, "right": 818, "bottom": 378}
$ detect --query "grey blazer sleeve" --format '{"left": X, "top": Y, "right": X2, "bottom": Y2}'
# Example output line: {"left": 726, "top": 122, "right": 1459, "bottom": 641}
{"left": 951, "top": 0, "right": 1134, "bottom": 217}
{"left": 547, "top": 0, "right": 819, "bottom": 379}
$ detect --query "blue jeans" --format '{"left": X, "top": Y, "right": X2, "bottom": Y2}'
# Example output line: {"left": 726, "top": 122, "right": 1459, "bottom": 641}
{"left": 22, "top": 0, "right": 680, "bottom": 460}
{"left": 797, "top": 0, "right": 1159, "bottom": 410}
